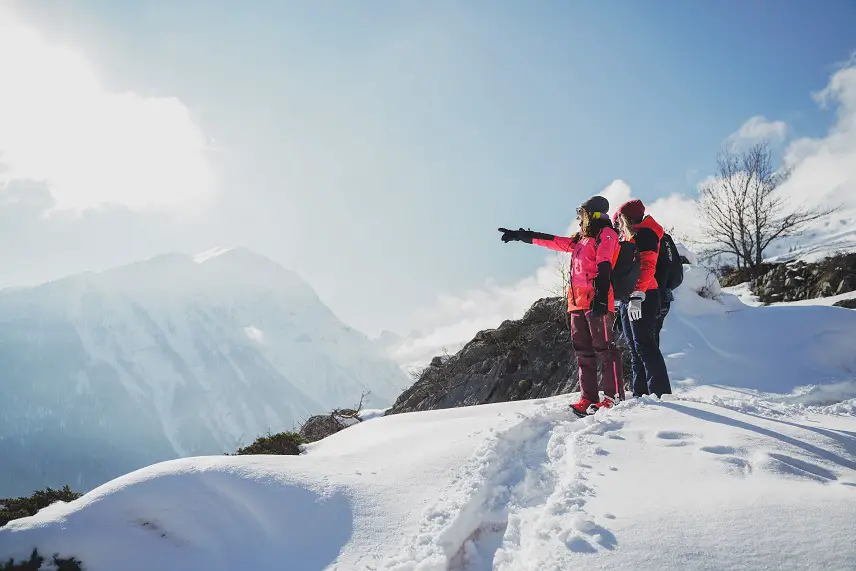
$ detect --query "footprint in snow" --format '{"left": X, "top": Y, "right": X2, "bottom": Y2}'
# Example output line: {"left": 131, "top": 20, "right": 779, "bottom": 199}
{"left": 655, "top": 431, "right": 697, "bottom": 446}
{"left": 565, "top": 537, "right": 598, "bottom": 553}
{"left": 562, "top": 518, "right": 618, "bottom": 554}
{"left": 719, "top": 456, "right": 753, "bottom": 475}
{"left": 700, "top": 445, "right": 738, "bottom": 455}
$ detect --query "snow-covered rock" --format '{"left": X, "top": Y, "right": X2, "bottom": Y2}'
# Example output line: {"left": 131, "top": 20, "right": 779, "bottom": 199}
{"left": 0, "top": 248, "right": 407, "bottom": 496}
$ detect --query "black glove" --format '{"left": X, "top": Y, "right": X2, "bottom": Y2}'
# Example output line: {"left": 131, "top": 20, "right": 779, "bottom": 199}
{"left": 499, "top": 227, "right": 524, "bottom": 243}
{"left": 590, "top": 261, "right": 612, "bottom": 317}
{"left": 498, "top": 228, "right": 555, "bottom": 244}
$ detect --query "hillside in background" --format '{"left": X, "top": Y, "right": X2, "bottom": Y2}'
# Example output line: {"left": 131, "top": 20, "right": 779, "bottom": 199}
{"left": 0, "top": 247, "right": 407, "bottom": 496}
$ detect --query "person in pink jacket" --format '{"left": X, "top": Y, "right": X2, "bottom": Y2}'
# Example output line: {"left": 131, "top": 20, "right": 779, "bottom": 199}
{"left": 499, "top": 195, "right": 625, "bottom": 417}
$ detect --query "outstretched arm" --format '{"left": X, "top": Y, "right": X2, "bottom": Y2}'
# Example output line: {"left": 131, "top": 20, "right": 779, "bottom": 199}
{"left": 532, "top": 234, "right": 578, "bottom": 252}
{"left": 498, "top": 228, "right": 578, "bottom": 252}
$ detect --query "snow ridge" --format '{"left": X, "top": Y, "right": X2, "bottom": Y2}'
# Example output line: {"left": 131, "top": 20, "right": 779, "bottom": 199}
{"left": 193, "top": 246, "right": 235, "bottom": 264}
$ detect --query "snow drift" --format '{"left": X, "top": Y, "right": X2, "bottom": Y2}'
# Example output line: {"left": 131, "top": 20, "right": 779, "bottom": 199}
{"left": 662, "top": 262, "right": 856, "bottom": 395}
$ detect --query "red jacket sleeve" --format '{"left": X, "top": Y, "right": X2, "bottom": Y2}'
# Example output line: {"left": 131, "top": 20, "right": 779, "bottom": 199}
{"left": 634, "top": 228, "right": 660, "bottom": 291}
{"left": 532, "top": 235, "right": 576, "bottom": 253}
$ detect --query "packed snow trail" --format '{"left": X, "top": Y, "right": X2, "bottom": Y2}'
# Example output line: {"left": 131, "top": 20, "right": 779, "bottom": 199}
{"left": 381, "top": 391, "right": 856, "bottom": 571}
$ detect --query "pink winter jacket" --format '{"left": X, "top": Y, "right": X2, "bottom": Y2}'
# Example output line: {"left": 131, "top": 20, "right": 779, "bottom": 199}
{"left": 532, "top": 227, "right": 620, "bottom": 312}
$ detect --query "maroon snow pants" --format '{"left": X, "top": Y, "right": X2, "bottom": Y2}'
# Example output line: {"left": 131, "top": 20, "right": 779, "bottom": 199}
{"left": 568, "top": 310, "right": 625, "bottom": 402}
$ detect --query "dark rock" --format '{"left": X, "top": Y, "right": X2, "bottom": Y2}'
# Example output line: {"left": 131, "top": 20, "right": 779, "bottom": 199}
{"left": 299, "top": 415, "right": 347, "bottom": 443}
{"left": 833, "top": 298, "right": 856, "bottom": 309}
{"left": 722, "top": 253, "right": 856, "bottom": 304}
{"left": 386, "top": 297, "right": 633, "bottom": 414}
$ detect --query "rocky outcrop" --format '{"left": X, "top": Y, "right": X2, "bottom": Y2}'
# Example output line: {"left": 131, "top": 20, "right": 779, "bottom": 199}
{"left": 726, "top": 253, "right": 856, "bottom": 304}
{"left": 386, "top": 298, "right": 633, "bottom": 414}
{"left": 299, "top": 415, "right": 348, "bottom": 443}
{"left": 298, "top": 408, "right": 363, "bottom": 443}
{"left": 834, "top": 298, "right": 856, "bottom": 309}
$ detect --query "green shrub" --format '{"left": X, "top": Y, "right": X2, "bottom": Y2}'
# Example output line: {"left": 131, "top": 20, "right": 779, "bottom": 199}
{"left": 1, "top": 548, "right": 83, "bottom": 571}
{"left": 233, "top": 431, "right": 306, "bottom": 455}
{"left": 1, "top": 486, "right": 82, "bottom": 527}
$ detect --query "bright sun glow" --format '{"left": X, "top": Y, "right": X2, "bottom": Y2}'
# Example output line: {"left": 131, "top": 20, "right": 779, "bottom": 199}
{"left": 0, "top": 9, "right": 214, "bottom": 212}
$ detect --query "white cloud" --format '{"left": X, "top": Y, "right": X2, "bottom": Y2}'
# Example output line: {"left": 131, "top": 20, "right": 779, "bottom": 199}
{"left": 599, "top": 179, "right": 633, "bottom": 210}
{"left": 783, "top": 61, "right": 856, "bottom": 207}
{"left": 648, "top": 193, "right": 700, "bottom": 243}
{"left": 0, "top": 9, "right": 214, "bottom": 212}
{"left": 385, "top": 263, "right": 562, "bottom": 369}
{"left": 727, "top": 115, "right": 787, "bottom": 146}
{"left": 766, "top": 59, "right": 856, "bottom": 259}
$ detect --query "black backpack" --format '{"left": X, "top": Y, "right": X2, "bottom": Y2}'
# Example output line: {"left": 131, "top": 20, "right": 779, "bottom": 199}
{"left": 597, "top": 230, "right": 641, "bottom": 301}
{"left": 655, "top": 232, "right": 684, "bottom": 290}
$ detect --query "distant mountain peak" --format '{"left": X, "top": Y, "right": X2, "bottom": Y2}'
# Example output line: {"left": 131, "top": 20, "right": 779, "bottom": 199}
{"left": 193, "top": 246, "right": 236, "bottom": 264}
{"left": 0, "top": 245, "right": 408, "bottom": 495}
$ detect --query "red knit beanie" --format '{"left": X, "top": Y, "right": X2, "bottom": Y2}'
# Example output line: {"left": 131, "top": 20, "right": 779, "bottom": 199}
{"left": 617, "top": 199, "right": 646, "bottom": 223}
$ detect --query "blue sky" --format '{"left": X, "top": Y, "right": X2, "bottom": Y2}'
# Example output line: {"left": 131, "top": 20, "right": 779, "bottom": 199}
{"left": 3, "top": 0, "right": 856, "bottom": 336}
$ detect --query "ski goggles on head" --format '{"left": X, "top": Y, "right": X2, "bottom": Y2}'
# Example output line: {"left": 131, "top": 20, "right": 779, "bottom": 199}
{"left": 577, "top": 207, "right": 605, "bottom": 219}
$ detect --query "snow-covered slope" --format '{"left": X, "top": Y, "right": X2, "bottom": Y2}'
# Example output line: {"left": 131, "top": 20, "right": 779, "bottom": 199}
{"left": 2, "top": 389, "right": 855, "bottom": 571}
{"left": 0, "top": 248, "right": 407, "bottom": 496}
{"left": 2, "top": 258, "right": 856, "bottom": 570}
{"left": 661, "top": 263, "right": 856, "bottom": 396}
{"left": 763, "top": 205, "right": 856, "bottom": 263}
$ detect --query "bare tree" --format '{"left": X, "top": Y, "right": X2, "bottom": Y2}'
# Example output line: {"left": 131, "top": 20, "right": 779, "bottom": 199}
{"left": 548, "top": 251, "right": 572, "bottom": 328}
{"left": 332, "top": 390, "right": 370, "bottom": 421}
{"left": 698, "top": 141, "right": 832, "bottom": 274}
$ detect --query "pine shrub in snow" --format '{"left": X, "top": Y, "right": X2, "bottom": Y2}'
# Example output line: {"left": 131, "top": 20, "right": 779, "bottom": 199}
{"left": 1, "top": 549, "right": 83, "bottom": 571}
{"left": 233, "top": 432, "right": 306, "bottom": 456}
{"left": 0, "top": 486, "right": 81, "bottom": 527}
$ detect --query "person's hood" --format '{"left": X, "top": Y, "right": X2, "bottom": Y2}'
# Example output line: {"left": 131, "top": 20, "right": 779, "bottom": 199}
{"left": 636, "top": 215, "right": 664, "bottom": 240}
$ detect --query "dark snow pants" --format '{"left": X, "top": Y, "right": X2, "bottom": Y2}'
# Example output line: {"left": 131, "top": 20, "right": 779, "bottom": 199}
{"left": 569, "top": 310, "right": 625, "bottom": 402}
{"left": 619, "top": 289, "right": 672, "bottom": 398}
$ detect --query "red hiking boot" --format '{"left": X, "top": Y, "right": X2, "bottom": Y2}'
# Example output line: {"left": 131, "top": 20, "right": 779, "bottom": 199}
{"left": 570, "top": 397, "right": 600, "bottom": 418}
{"left": 592, "top": 395, "right": 620, "bottom": 411}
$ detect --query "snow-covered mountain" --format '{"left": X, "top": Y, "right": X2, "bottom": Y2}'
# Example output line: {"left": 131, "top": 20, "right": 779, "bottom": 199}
{"left": 0, "top": 247, "right": 407, "bottom": 496}
{"left": 764, "top": 204, "right": 856, "bottom": 263}
{"left": 2, "top": 253, "right": 856, "bottom": 570}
